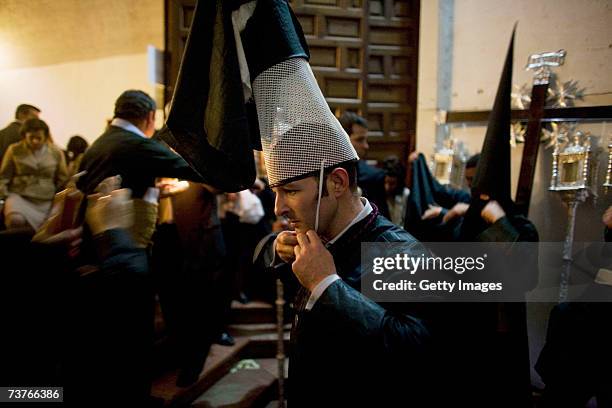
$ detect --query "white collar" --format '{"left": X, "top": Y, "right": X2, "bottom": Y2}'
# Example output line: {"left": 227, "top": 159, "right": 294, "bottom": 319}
{"left": 111, "top": 117, "right": 147, "bottom": 139}
{"left": 326, "top": 197, "right": 373, "bottom": 246}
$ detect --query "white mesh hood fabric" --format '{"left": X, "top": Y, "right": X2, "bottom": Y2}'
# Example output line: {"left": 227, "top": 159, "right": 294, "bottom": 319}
{"left": 252, "top": 57, "right": 358, "bottom": 187}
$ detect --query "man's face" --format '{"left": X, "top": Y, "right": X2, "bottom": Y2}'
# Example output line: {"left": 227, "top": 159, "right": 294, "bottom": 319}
{"left": 273, "top": 176, "right": 336, "bottom": 237}
{"left": 464, "top": 166, "right": 477, "bottom": 188}
{"left": 349, "top": 124, "right": 369, "bottom": 158}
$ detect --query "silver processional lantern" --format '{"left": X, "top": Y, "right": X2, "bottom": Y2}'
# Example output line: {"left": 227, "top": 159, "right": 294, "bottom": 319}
{"left": 550, "top": 129, "right": 593, "bottom": 192}
{"left": 603, "top": 141, "right": 612, "bottom": 190}
{"left": 431, "top": 125, "right": 470, "bottom": 188}
{"left": 549, "top": 126, "right": 597, "bottom": 302}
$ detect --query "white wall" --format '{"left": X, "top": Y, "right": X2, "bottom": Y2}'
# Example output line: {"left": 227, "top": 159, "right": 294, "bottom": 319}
{"left": 0, "top": 54, "right": 157, "bottom": 147}
{"left": 417, "top": 0, "right": 612, "bottom": 159}
{"left": 0, "top": 0, "right": 163, "bottom": 149}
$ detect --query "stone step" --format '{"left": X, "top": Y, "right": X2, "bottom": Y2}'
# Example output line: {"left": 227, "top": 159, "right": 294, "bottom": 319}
{"left": 230, "top": 300, "right": 277, "bottom": 325}
{"left": 228, "top": 323, "right": 290, "bottom": 360}
{"left": 151, "top": 337, "right": 250, "bottom": 408}
{"left": 242, "top": 331, "right": 291, "bottom": 360}
{"left": 191, "top": 358, "right": 287, "bottom": 408}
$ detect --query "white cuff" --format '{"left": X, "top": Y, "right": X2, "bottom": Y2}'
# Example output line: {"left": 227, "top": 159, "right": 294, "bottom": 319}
{"left": 305, "top": 274, "right": 341, "bottom": 311}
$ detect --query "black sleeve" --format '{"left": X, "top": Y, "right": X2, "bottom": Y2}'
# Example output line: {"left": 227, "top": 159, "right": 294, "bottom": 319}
{"left": 477, "top": 215, "right": 540, "bottom": 292}
{"left": 137, "top": 138, "right": 204, "bottom": 182}
{"left": 433, "top": 183, "right": 471, "bottom": 208}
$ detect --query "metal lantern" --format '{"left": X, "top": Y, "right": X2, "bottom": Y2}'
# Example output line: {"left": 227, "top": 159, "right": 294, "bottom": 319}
{"left": 549, "top": 127, "right": 595, "bottom": 302}
{"left": 550, "top": 130, "right": 592, "bottom": 191}
{"left": 603, "top": 142, "right": 612, "bottom": 188}
{"left": 449, "top": 140, "right": 470, "bottom": 189}
{"left": 432, "top": 133, "right": 455, "bottom": 185}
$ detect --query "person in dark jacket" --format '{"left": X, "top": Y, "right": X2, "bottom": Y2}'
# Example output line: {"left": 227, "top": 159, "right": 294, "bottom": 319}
{"left": 78, "top": 90, "right": 200, "bottom": 197}
{"left": 256, "top": 158, "right": 432, "bottom": 407}
{"left": 77, "top": 90, "right": 202, "bottom": 248}
{"left": 339, "top": 111, "right": 390, "bottom": 219}
{"left": 0, "top": 104, "right": 40, "bottom": 163}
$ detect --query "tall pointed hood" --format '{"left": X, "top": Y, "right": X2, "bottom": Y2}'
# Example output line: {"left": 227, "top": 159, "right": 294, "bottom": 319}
{"left": 460, "top": 27, "right": 516, "bottom": 240}
{"left": 471, "top": 26, "right": 515, "bottom": 203}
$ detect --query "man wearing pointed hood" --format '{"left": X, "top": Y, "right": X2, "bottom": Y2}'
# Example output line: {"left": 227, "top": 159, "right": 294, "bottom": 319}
{"left": 232, "top": 1, "right": 434, "bottom": 406}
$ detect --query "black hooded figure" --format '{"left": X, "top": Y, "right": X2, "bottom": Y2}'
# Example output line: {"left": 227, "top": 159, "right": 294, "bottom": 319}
{"left": 422, "top": 27, "right": 539, "bottom": 408}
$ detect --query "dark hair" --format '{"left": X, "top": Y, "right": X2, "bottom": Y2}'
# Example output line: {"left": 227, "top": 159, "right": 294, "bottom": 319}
{"left": 20, "top": 118, "right": 50, "bottom": 139}
{"left": 315, "top": 160, "right": 359, "bottom": 196}
{"left": 466, "top": 153, "right": 481, "bottom": 169}
{"left": 15, "top": 104, "right": 41, "bottom": 119}
{"left": 114, "top": 90, "right": 156, "bottom": 121}
{"left": 339, "top": 111, "right": 368, "bottom": 136}
{"left": 383, "top": 156, "right": 406, "bottom": 195}
{"left": 66, "top": 135, "right": 89, "bottom": 160}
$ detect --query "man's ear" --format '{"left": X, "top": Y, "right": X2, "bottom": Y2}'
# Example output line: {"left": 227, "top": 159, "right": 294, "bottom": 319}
{"left": 328, "top": 168, "right": 349, "bottom": 197}
{"left": 147, "top": 110, "right": 156, "bottom": 124}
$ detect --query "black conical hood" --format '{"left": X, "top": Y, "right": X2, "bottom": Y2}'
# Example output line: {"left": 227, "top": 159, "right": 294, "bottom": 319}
{"left": 460, "top": 27, "right": 516, "bottom": 240}
{"left": 471, "top": 26, "right": 515, "bottom": 202}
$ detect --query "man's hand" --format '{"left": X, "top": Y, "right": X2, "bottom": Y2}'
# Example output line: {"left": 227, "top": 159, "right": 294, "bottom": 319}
{"left": 86, "top": 188, "right": 133, "bottom": 236}
{"left": 421, "top": 204, "right": 443, "bottom": 220}
{"left": 275, "top": 230, "right": 298, "bottom": 263}
{"left": 603, "top": 206, "right": 612, "bottom": 229}
{"left": 292, "top": 230, "right": 336, "bottom": 292}
{"left": 481, "top": 200, "right": 505, "bottom": 224}
{"left": 442, "top": 202, "right": 469, "bottom": 224}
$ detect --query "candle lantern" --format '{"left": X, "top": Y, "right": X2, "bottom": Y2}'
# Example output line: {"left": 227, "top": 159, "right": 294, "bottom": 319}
{"left": 603, "top": 142, "right": 612, "bottom": 189}
{"left": 432, "top": 136, "right": 455, "bottom": 185}
{"left": 550, "top": 129, "right": 593, "bottom": 191}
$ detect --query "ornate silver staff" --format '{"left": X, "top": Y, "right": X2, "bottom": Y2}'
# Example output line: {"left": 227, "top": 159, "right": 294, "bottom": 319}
{"left": 549, "top": 128, "right": 594, "bottom": 301}
{"left": 515, "top": 49, "right": 566, "bottom": 216}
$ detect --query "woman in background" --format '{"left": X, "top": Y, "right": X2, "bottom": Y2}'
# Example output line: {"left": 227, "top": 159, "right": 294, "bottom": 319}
{"left": 0, "top": 118, "right": 68, "bottom": 231}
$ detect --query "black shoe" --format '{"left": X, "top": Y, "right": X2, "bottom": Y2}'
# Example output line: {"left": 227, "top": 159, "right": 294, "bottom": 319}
{"left": 215, "top": 332, "right": 236, "bottom": 347}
